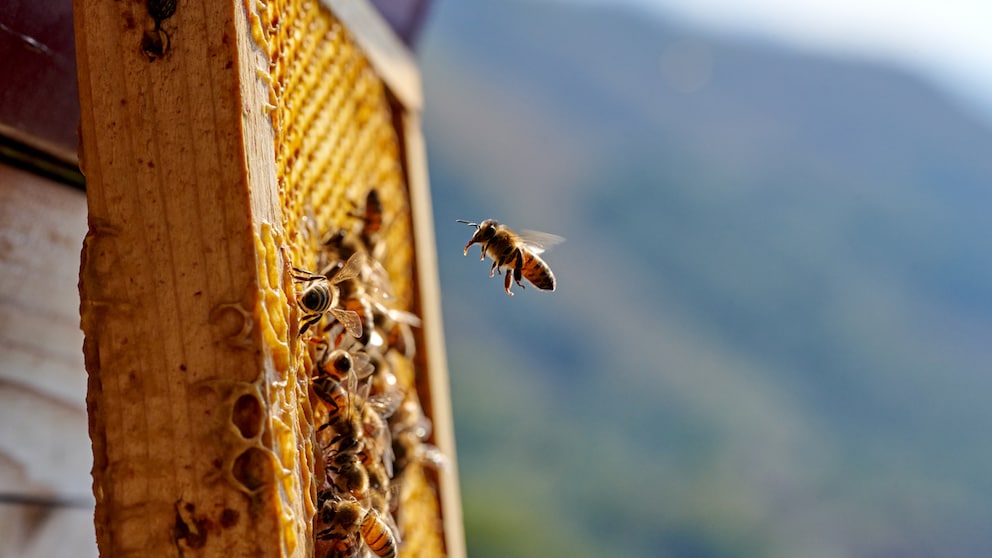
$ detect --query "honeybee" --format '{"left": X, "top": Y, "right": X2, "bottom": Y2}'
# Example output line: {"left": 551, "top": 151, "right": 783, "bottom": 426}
{"left": 316, "top": 495, "right": 398, "bottom": 558}
{"left": 292, "top": 252, "right": 365, "bottom": 337}
{"left": 364, "top": 459, "right": 392, "bottom": 516}
{"left": 311, "top": 348, "right": 370, "bottom": 456}
{"left": 362, "top": 389, "right": 402, "bottom": 476}
{"left": 328, "top": 451, "right": 370, "bottom": 500}
{"left": 316, "top": 495, "right": 364, "bottom": 556}
{"left": 356, "top": 189, "right": 384, "bottom": 255}
{"left": 456, "top": 219, "right": 562, "bottom": 295}
{"left": 389, "top": 395, "right": 447, "bottom": 477}
{"left": 318, "top": 227, "right": 417, "bottom": 350}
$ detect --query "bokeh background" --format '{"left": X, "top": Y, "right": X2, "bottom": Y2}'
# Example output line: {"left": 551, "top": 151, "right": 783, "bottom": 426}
{"left": 416, "top": 0, "right": 992, "bottom": 556}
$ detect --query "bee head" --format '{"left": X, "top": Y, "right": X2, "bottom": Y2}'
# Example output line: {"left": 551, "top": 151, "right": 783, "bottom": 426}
{"left": 457, "top": 218, "right": 500, "bottom": 254}
{"left": 476, "top": 219, "right": 499, "bottom": 240}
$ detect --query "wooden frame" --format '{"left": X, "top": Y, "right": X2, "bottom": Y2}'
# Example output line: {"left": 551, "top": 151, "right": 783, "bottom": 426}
{"left": 73, "top": 0, "right": 462, "bottom": 556}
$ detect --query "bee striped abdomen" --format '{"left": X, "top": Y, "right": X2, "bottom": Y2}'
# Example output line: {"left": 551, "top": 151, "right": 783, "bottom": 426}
{"left": 360, "top": 511, "right": 397, "bottom": 558}
{"left": 301, "top": 284, "right": 332, "bottom": 313}
{"left": 312, "top": 377, "right": 348, "bottom": 413}
{"left": 521, "top": 255, "right": 556, "bottom": 290}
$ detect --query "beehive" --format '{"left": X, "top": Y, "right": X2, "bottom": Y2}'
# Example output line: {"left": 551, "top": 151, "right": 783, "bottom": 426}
{"left": 74, "top": 0, "right": 462, "bottom": 556}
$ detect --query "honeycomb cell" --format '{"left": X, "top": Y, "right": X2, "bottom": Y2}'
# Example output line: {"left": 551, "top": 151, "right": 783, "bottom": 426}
{"left": 232, "top": 446, "right": 272, "bottom": 492}
{"left": 232, "top": 392, "right": 264, "bottom": 440}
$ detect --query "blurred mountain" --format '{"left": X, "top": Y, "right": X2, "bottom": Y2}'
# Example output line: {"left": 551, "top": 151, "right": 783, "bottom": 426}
{"left": 417, "top": 1, "right": 992, "bottom": 556}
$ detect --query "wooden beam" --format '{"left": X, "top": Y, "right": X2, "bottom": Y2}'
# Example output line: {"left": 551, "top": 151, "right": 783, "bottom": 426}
{"left": 74, "top": 0, "right": 303, "bottom": 555}
{"left": 402, "top": 111, "right": 466, "bottom": 558}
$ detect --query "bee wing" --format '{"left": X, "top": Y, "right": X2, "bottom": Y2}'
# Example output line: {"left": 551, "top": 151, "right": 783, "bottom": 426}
{"left": 332, "top": 252, "right": 365, "bottom": 284}
{"left": 407, "top": 412, "right": 433, "bottom": 440}
{"left": 381, "top": 441, "right": 396, "bottom": 478}
{"left": 518, "top": 230, "right": 565, "bottom": 255}
{"left": 388, "top": 309, "right": 422, "bottom": 328}
{"left": 365, "top": 258, "right": 396, "bottom": 300}
{"left": 356, "top": 375, "right": 373, "bottom": 402}
{"left": 352, "top": 352, "right": 374, "bottom": 380}
{"left": 368, "top": 388, "right": 404, "bottom": 420}
{"left": 371, "top": 300, "right": 422, "bottom": 328}
{"left": 344, "top": 365, "right": 358, "bottom": 395}
{"left": 417, "top": 443, "right": 450, "bottom": 471}
{"left": 330, "top": 308, "right": 364, "bottom": 339}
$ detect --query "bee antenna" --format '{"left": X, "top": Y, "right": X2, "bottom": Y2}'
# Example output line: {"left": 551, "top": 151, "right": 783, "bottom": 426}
{"left": 455, "top": 219, "right": 479, "bottom": 228}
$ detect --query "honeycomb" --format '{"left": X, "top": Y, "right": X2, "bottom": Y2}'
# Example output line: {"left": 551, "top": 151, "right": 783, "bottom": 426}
{"left": 237, "top": 1, "right": 444, "bottom": 556}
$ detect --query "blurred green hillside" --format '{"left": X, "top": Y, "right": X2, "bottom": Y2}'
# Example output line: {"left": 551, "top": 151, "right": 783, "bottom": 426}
{"left": 418, "top": 1, "right": 992, "bottom": 556}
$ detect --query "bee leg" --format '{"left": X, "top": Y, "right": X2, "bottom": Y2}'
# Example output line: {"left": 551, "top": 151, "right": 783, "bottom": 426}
{"left": 316, "top": 422, "right": 335, "bottom": 434}
{"left": 322, "top": 395, "right": 341, "bottom": 415}
{"left": 493, "top": 250, "right": 515, "bottom": 277}
{"left": 291, "top": 267, "right": 325, "bottom": 283}
{"left": 503, "top": 269, "right": 514, "bottom": 296}
{"left": 300, "top": 313, "right": 322, "bottom": 334}
{"left": 489, "top": 258, "right": 500, "bottom": 277}
{"left": 315, "top": 527, "right": 333, "bottom": 539}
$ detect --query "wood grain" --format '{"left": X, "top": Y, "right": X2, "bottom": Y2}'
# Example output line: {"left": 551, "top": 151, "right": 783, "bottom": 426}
{"left": 0, "top": 163, "right": 95, "bottom": 557}
{"left": 74, "top": 0, "right": 302, "bottom": 555}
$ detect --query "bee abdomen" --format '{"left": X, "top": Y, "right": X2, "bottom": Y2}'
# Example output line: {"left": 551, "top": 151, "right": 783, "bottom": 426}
{"left": 521, "top": 257, "right": 556, "bottom": 291}
{"left": 360, "top": 511, "right": 397, "bottom": 558}
{"left": 301, "top": 284, "right": 332, "bottom": 312}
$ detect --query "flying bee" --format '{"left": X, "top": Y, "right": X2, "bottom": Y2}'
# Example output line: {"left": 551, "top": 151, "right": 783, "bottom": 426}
{"left": 456, "top": 219, "right": 562, "bottom": 296}
{"left": 292, "top": 251, "right": 365, "bottom": 337}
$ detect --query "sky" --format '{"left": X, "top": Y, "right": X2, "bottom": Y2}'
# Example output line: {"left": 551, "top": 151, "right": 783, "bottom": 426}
{"left": 579, "top": 0, "right": 992, "bottom": 121}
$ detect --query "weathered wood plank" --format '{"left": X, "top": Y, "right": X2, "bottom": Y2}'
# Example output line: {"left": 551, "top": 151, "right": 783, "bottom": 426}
{"left": 0, "top": 507, "right": 97, "bottom": 558}
{"left": 0, "top": 163, "right": 95, "bottom": 558}
{"left": 0, "top": 163, "right": 90, "bottom": 497}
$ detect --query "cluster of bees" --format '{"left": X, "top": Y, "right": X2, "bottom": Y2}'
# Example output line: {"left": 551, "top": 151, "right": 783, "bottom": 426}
{"left": 292, "top": 190, "right": 442, "bottom": 558}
